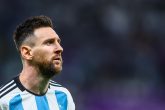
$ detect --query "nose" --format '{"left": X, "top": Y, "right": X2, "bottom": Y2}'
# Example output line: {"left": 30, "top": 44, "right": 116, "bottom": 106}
{"left": 55, "top": 42, "right": 63, "bottom": 53}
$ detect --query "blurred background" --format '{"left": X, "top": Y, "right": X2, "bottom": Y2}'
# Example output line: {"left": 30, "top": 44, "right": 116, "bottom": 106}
{"left": 0, "top": 0, "right": 165, "bottom": 109}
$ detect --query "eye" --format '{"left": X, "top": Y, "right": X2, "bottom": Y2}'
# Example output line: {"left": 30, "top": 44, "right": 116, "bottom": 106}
{"left": 57, "top": 39, "right": 61, "bottom": 44}
{"left": 45, "top": 39, "right": 54, "bottom": 45}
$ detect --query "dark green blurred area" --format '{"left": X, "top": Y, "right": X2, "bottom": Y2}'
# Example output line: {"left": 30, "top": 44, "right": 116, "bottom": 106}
{"left": 0, "top": 0, "right": 165, "bottom": 109}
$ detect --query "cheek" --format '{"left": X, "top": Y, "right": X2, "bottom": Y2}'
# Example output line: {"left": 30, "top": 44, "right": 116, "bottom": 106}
{"left": 32, "top": 49, "right": 49, "bottom": 62}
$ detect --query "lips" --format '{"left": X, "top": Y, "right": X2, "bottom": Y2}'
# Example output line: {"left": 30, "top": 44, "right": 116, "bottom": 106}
{"left": 53, "top": 57, "right": 62, "bottom": 61}
{"left": 54, "top": 58, "right": 61, "bottom": 61}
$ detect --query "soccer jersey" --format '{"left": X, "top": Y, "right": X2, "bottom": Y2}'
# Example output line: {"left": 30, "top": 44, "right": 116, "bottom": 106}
{"left": 0, "top": 76, "right": 75, "bottom": 110}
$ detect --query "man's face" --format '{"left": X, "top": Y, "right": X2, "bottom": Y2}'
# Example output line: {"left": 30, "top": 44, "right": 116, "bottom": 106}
{"left": 30, "top": 27, "right": 63, "bottom": 78}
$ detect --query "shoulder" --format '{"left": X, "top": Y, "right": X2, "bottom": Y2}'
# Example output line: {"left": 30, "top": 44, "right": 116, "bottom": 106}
{"left": 49, "top": 80, "right": 72, "bottom": 95}
{"left": 0, "top": 79, "right": 17, "bottom": 99}
{"left": 0, "top": 76, "right": 22, "bottom": 100}
{"left": 48, "top": 80, "right": 75, "bottom": 109}
{"left": 49, "top": 80, "right": 62, "bottom": 87}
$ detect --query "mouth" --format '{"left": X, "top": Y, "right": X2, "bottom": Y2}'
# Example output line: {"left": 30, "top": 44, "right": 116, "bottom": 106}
{"left": 53, "top": 57, "right": 62, "bottom": 62}
{"left": 54, "top": 58, "right": 60, "bottom": 61}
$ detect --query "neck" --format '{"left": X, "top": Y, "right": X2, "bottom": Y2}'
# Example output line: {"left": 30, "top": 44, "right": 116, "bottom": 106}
{"left": 19, "top": 65, "right": 50, "bottom": 95}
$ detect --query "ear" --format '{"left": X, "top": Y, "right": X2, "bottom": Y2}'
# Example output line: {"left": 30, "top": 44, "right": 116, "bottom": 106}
{"left": 20, "top": 45, "right": 33, "bottom": 60}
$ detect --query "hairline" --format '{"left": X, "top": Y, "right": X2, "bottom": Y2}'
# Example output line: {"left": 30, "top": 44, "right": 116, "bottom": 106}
{"left": 19, "top": 26, "right": 53, "bottom": 51}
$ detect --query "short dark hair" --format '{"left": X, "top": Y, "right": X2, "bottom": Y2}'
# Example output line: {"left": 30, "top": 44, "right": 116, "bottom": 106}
{"left": 13, "top": 15, "right": 53, "bottom": 51}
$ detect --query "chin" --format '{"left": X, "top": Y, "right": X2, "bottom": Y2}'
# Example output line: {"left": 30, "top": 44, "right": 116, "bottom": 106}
{"left": 54, "top": 63, "right": 62, "bottom": 71}
{"left": 55, "top": 67, "right": 62, "bottom": 73}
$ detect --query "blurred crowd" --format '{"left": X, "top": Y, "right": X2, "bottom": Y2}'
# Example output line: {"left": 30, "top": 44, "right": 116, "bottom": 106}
{"left": 0, "top": 0, "right": 165, "bottom": 109}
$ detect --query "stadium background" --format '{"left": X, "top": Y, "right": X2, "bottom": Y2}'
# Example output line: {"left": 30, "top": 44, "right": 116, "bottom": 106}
{"left": 0, "top": 0, "right": 165, "bottom": 109}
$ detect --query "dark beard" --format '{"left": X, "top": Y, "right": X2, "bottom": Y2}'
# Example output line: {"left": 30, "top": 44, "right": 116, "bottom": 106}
{"left": 38, "top": 61, "right": 57, "bottom": 79}
{"left": 31, "top": 59, "right": 60, "bottom": 79}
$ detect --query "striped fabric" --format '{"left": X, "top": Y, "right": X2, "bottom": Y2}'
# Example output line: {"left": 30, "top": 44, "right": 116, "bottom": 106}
{"left": 0, "top": 76, "right": 75, "bottom": 110}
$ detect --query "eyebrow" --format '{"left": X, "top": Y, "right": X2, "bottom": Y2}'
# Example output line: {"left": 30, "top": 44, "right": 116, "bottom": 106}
{"left": 42, "top": 37, "right": 61, "bottom": 44}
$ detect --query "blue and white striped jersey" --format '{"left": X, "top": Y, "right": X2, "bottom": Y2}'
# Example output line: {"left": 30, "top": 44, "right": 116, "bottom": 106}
{"left": 0, "top": 76, "right": 75, "bottom": 110}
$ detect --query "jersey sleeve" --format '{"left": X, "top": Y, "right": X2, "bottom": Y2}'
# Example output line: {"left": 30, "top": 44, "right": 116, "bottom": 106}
{"left": 0, "top": 102, "right": 8, "bottom": 110}
{"left": 67, "top": 91, "right": 75, "bottom": 110}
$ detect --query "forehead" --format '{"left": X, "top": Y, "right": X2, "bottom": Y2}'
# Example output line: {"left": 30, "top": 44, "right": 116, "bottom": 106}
{"left": 33, "top": 27, "right": 59, "bottom": 41}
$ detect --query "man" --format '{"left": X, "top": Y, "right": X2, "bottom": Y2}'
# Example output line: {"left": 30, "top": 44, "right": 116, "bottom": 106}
{"left": 0, "top": 15, "right": 75, "bottom": 110}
